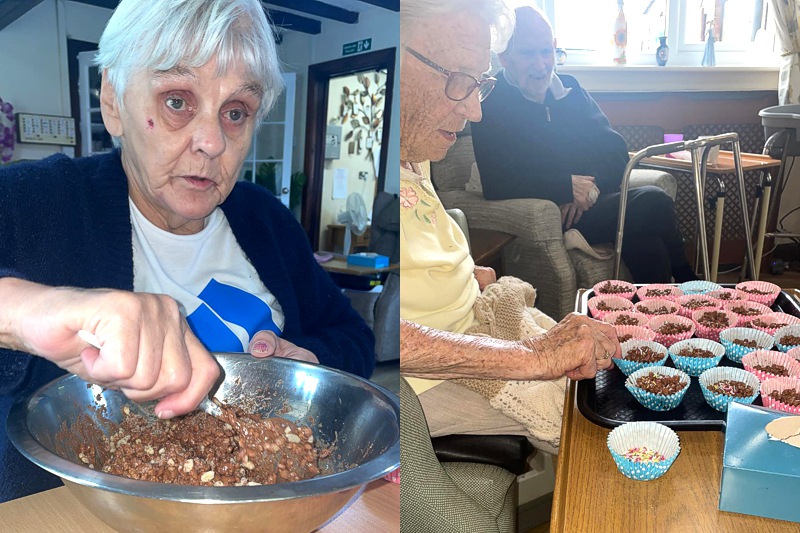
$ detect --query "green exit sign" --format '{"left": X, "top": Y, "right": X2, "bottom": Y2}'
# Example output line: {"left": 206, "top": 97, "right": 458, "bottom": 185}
{"left": 342, "top": 38, "right": 372, "bottom": 56}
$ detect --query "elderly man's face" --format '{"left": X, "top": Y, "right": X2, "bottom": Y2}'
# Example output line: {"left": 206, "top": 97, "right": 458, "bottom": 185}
{"left": 500, "top": 12, "right": 556, "bottom": 101}
{"left": 400, "top": 11, "right": 491, "bottom": 163}
{"left": 101, "top": 57, "right": 262, "bottom": 234}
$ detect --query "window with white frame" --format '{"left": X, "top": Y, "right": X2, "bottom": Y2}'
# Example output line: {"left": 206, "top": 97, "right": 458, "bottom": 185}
{"left": 515, "top": 0, "right": 777, "bottom": 67}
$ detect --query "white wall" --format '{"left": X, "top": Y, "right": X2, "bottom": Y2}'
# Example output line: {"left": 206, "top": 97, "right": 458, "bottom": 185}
{"left": 0, "top": 0, "right": 112, "bottom": 162}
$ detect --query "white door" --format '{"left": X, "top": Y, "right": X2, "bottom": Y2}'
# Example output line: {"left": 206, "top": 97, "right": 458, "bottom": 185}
{"left": 239, "top": 72, "right": 296, "bottom": 209}
{"left": 78, "top": 50, "right": 113, "bottom": 156}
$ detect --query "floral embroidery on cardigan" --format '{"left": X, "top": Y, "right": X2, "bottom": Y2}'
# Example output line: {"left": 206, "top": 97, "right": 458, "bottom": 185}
{"left": 401, "top": 183, "right": 437, "bottom": 226}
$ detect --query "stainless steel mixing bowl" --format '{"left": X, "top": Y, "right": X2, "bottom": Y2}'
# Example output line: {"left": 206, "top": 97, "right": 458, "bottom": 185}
{"left": 7, "top": 354, "right": 399, "bottom": 532}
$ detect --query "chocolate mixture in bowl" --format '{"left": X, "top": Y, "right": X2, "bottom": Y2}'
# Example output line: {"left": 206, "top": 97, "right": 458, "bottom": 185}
{"left": 71, "top": 403, "right": 332, "bottom": 487}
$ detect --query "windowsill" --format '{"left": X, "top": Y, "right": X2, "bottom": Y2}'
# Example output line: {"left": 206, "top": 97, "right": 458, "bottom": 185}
{"left": 558, "top": 65, "right": 779, "bottom": 92}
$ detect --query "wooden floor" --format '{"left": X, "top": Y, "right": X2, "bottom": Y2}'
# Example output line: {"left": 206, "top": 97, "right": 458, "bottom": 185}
{"left": 523, "top": 269, "right": 800, "bottom": 533}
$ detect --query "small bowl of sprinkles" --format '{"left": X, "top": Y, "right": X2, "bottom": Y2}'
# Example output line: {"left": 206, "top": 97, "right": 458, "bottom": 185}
{"left": 692, "top": 309, "right": 740, "bottom": 342}
{"left": 760, "top": 376, "right": 800, "bottom": 414}
{"left": 602, "top": 311, "right": 651, "bottom": 328}
{"left": 592, "top": 280, "right": 637, "bottom": 300}
{"left": 625, "top": 366, "right": 690, "bottom": 411}
{"left": 587, "top": 295, "right": 634, "bottom": 320}
{"left": 735, "top": 280, "right": 781, "bottom": 307}
{"left": 614, "top": 324, "right": 656, "bottom": 344}
{"left": 742, "top": 349, "right": 800, "bottom": 382}
{"left": 775, "top": 324, "right": 800, "bottom": 353}
{"left": 613, "top": 340, "right": 669, "bottom": 376}
{"left": 607, "top": 422, "right": 680, "bottom": 481}
{"left": 707, "top": 288, "right": 747, "bottom": 303}
{"left": 719, "top": 327, "right": 775, "bottom": 364}
{"left": 634, "top": 298, "right": 679, "bottom": 317}
{"left": 676, "top": 294, "right": 721, "bottom": 319}
{"left": 678, "top": 280, "right": 721, "bottom": 296}
{"left": 741, "top": 312, "right": 800, "bottom": 337}
{"left": 646, "top": 314, "right": 696, "bottom": 347}
{"left": 636, "top": 284, "right": 683, "bottom": 301}
{"left": 668, "top": 338, "right": 725, "bottom": 377}
{"left": 698, "top": 367, "right": 760, "bottom": 412}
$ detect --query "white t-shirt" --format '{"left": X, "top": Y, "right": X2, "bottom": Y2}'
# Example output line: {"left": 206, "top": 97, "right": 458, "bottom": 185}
{"left": 130, "top": 199, "right": 285, "bottom": 352}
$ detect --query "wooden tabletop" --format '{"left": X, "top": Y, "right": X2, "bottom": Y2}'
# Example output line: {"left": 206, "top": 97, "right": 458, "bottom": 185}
{"left": 550, "top": 288, "right": 800, "bottom": 532}
{"left": 0, "top": 479, "right": 398, "bottom": 532}
{"left": 319, "top": 258, "right": 399, "bottom": 276}
{"left": 633, "top": 150, "right": 782, "bottom": 175}
{"left": 468, "top": 228, "right": 515, "bottom": 267}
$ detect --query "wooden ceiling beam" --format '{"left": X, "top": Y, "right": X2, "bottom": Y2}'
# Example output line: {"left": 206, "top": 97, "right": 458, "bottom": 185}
{"left": 264, "top": 0, "right": 358, "bottom": 24}
{"left": 354, "top": 0, "right": 398, "bottom": 12}
{"left": 0, "top": 0, "right": 47, "bottom": 32}
{"left": 267, "top": 9, "right": 321, "bottom": 35}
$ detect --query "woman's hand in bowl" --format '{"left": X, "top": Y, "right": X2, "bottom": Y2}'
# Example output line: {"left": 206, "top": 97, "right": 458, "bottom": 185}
{"left": 1, "top": 278, "right": 220, "bottom": 419}
{"left": 249, "top": 330, "right": 319, "bottom": 364}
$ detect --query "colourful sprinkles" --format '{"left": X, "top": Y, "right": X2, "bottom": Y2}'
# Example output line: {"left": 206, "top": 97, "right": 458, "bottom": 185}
{"left": 623, "top": 446, "right": 666, "bottom": 463}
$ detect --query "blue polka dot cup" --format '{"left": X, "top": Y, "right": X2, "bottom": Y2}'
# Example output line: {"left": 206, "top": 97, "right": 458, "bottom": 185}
{"left": 668, "top": 338, "right": 725, "bottom": 377}
{"left": 698, "top": 366, "right": 760, "bottom": 412}
{"left": 607, "top": 422, "right": 680, "bottom": 481}
{"left": 625, "top": 366, "right": 690, "bottom": 411}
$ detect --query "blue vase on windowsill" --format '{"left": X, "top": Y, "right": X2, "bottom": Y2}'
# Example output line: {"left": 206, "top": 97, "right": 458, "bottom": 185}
{"left": 656, "top": 36, "right": 669, "bottom": 66}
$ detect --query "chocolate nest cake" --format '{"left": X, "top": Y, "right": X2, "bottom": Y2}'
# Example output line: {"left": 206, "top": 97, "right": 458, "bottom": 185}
{"left": 624, "top": 346, "right": 663, "bottom": 363}
{"left": 634, "top": 373, "right": 687, "bottom": 396}
{"left": 769, "top": 389, "right": 800, "bottom": 406}
{"left": 708, "top": 380, "right": 754, "bottom": 398}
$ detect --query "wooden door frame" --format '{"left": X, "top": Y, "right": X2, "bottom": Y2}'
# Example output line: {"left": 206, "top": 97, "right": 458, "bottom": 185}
{"left": 301, "top": 47, "right": 396, "bottom": 250}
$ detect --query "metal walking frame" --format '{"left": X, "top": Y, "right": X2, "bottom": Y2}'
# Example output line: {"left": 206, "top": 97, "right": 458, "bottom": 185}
{"left": 613, "top": 133, "right": 757, "bottom": 282}
{"left": 740, "top": 105, "right": 800, "bottom": 281}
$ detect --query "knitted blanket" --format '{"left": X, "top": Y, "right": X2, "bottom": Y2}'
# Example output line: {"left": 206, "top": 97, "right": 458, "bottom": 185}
{"left": 454, "top": 276, "right": 566, "bottom": 454}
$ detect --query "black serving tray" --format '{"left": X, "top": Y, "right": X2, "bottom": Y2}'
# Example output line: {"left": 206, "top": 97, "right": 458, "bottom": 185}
{"left": 575, "top": 284, "right": 800, "bottom": 431}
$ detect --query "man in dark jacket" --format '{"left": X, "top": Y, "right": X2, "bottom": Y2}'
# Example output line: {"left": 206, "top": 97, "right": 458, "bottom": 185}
{"left": 472, "top": 6, "right": 695, "bottom": 283}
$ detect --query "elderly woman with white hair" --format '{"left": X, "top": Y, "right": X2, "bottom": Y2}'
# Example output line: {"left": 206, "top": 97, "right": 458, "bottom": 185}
{"left": 399, "top": 0, "right": 619, "bottom": 455}
{"left": 0, "top": 0, "right": 374, "bottom": 501}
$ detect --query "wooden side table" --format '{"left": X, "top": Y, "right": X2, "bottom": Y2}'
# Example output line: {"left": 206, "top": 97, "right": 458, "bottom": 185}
{"left": 325, "top": 224, "right": 371, "bottom": 254}
{"left": 469, "top": 228, "right": 515, "bottom": 277}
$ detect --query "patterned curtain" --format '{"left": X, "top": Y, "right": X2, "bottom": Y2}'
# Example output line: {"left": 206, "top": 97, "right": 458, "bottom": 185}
{"left": 770, "top": 0, "right": 800, "bottom": 104}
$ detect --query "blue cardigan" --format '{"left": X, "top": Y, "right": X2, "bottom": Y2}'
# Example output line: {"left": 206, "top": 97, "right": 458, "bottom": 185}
{"left": 0, "top": 150, "right": 375, "bottom": 501}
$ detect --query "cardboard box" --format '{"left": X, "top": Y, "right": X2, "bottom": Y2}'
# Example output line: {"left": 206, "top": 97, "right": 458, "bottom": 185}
{"left": 346, "top": 253, "right": 389, "bottom": 269}
{"left": 719, "top": 402, "right": 800, "bottom": 523}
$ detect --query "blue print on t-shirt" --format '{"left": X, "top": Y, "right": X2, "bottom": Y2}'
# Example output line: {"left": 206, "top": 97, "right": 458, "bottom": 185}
{"left": 187, "top": 278, "right": 281, "bottom": 352}
{"left": 186, "top": 303, "right": 244, "bottom": 352}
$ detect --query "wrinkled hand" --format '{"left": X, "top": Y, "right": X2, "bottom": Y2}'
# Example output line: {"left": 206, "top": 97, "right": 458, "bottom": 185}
{"left": 249, "top": 330, "right": 319, "bottom": 364}
{"left": 559, "top": 202, "right": 586, "bottom": 230}
{"left": 571, "top": 175, "right": 596, "bottom": 211}
{"left": 6, "top": 280, "right": 220, "bottom": 419}
{"left": 521, "top": 313, "right": 618, "bottom": 381}
{"left": 474, "top": 266, "right": 497, "bottom": 291}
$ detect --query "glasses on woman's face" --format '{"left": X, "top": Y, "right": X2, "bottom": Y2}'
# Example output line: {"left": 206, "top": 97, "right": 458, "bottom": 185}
{"left": 405, "top": 47, "right": 496, "bottom": 102}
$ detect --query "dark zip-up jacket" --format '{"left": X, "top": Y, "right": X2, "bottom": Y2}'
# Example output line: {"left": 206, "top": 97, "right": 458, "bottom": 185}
{"left": 472, "top": 73, "right": 629, "bottom": 205}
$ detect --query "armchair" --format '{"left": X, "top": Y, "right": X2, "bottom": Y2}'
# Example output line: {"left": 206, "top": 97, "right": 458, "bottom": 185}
{"left": 430, "top": 124, "right": 677, "bottom": 320}
{"left": 400, "top": 377, "right": 518, "bottom": 533}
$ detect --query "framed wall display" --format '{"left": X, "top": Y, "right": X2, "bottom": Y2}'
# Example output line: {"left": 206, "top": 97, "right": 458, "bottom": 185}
{"left": 15, "top": 113, "right": 77, "bottom": 146}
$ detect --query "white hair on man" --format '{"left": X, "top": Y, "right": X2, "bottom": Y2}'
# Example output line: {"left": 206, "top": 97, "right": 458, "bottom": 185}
{"left": 400, "top": 0, "right": 515, "bottom": 54}
{"left": 95, "top": 0, "right": 283, "bottom": 125}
